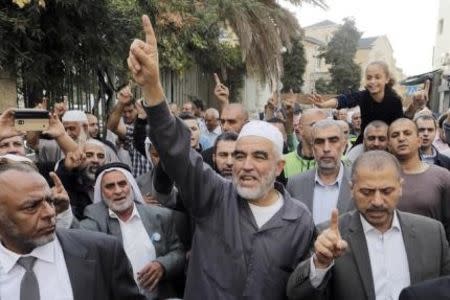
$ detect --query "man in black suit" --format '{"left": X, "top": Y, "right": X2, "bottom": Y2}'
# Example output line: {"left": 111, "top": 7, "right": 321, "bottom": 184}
{"left": 399, "top": 276, "right": 450, "bottom": 300}
{"left": 286, "top": 150, "right": 450, "bottom": 300}
{"left": 0, "top": 161, "right": 145, "bottom": 300}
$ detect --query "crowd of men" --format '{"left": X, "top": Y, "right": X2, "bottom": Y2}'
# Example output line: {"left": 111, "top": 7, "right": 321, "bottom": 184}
{"left": 2, "top": 15, "right": 450, "bottom": 300}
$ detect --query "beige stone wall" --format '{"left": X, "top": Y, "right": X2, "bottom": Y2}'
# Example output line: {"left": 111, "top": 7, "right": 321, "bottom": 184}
{"left": 303, "top": 24, "right": 405, "bottom": 94}
{"left": 302, "top": 24, "right": 342, "bottom": 93}
{"left": 0, "top": 70, "right": 17, "bottom": 111}
{"left": 304, "top": 25, "right": 338, "bottom": 45}
{"left": 355, "top": 36, "right": 404, "bottom": 89}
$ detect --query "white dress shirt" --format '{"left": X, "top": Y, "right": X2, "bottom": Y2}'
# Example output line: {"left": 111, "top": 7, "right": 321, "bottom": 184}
{"left": 109, "top": 205, "right": 156, "bottom": 279}
{"left": 360, "top": 212, "right": 410, "bottom": 300}
{"left": 309, "top": 212, "right": 410, "bottom": 300}
{"left": 312, "top": 163, "right": 344, "bottom": 225}
{"left": 0, "top": 237, "right": 73, "bottom": 300}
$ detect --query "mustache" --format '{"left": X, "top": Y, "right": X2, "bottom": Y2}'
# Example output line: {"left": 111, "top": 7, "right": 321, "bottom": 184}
{"left": 366, "top": 206, "right": 388, "bottom": 213}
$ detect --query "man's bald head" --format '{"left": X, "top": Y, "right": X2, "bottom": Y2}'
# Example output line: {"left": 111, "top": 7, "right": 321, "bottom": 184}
{"left": 221, "top": 103, "right": 249, "bottom": 133}
{"left": 351, "top": 150, "right": 402, "bottom": 183}
{"left": 204, "top": 108, "right": 220, "bottom": 132}
{"left": 299, "top": 108, "right": 328, "bottom": 146}
{"left": 388, "top": 118, "right": 418, "bottom": 137}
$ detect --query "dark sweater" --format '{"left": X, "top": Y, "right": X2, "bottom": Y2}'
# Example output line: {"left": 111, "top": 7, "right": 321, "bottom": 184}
{"left": 337, "top": 87, "right": 404, "bottom": 144}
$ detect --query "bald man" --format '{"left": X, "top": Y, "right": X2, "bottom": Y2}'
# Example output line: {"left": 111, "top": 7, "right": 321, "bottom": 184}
{"left": 388, "top": 118, "right": 450, "bottom": 241}
{"left": 283, "top": 108, "right": 327, "bottom": 178}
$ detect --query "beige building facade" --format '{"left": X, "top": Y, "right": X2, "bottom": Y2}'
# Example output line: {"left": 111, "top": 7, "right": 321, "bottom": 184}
{"left": 302, "top": 20, "right": 404, "bottom": 93}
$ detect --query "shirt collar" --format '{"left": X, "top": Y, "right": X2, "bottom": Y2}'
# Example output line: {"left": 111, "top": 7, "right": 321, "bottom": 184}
{"left": 420, "top": 146, "right": 437, "bottom": 159}
{"left": 0, "top": 238, "right": 56, "bottom": 274}
{"left": 108, "top": 203, "right": 140, "bottom": 222}
{"left": 315, "top": 162, "right": 344, "bottom": 187}
{"left": 360, "top": 210, "right": 401, "bottom": 235}
{"left": 211, "top": 125, "right": 222, "bottom": 135}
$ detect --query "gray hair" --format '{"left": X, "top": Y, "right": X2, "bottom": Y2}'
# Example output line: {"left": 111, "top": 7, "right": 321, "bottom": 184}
{"left": 312, "top": 119, "right": 344, "bottom": 140}
{"left": 205, "top": 108, "right": 220, "bottom": 119}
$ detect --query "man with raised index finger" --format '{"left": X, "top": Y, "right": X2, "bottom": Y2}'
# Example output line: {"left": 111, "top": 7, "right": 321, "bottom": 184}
{"left": 128, "top": 15, "right": 315, "bottom": 299}
{"left": 286, "top": 150, "right": 450, "bottom": 300}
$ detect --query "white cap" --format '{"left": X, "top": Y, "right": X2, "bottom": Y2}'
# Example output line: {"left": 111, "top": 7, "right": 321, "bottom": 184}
{"left": 62, "top": 110, "right": 88, "bottom": 123}
{"left": 238, "top": 120, "right": 284, "bottom": 155}
{"left": 85, "top": 139, "right": 106, "bottom": 151}
{"left": 0, "top": 154, "right": 33, "bottom": 163}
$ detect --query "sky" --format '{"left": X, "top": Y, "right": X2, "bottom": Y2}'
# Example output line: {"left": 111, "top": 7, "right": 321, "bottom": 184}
{"left": 280, "top": 0, "right": 440, "bottom": 77}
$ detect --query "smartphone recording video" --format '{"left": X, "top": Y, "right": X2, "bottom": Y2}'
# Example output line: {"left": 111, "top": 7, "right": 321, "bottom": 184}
{"left": 14, "top": 109, "right": 50, "bottom": 131}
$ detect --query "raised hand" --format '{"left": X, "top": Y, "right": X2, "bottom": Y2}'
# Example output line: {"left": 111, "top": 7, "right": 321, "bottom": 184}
{"left": 308, "top": 93, "right": 325, "bottom": 108}
{"left": 213, "top": 73, "right": 230, "bottom": 105}
{"left": 64, "top": 148, "right": 86, "bottom": 171}
{"left": 313, "top": 209, "right": 348, "bottom": 269}
{"left": 412, "top": 79, "right": 430, "bottom": 110}
{"left": 117, "top": 85, "right": 133, "bottom": 105}
{"left": 128, "top": 15, "right": 164, "bottom": 104}
{"left": 0, "top": 108, "right": 24, "bottom": 140}
{"left": 43, "top": 113, "right": 66, "bottom": 138}
{"left": 282, "top": 89, "right": 297, "bottom": 112}
{"left": 53, "top": 97, "right": 68, "bottom": 117}
{"left": 49, "top": 172, "right": 70, "bottom": 214}
{"left": 135, "top": 99, "right": 147, "bottom": 119}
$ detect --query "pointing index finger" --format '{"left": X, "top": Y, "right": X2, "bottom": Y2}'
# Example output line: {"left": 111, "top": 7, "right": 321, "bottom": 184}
{"left": 423, "top": 79, "right": 430, "bottom": 95}
{"left": 330, "top": 209, "right": 340, "bottom": 235}
{"left": 49, "top": 172, "right": 63, "bottom": 188}
{"left": 142, "top": 15, "right": 156, "bottom": 46}
{"left": 214, "top": 73, "right": 221, "bottom": 85}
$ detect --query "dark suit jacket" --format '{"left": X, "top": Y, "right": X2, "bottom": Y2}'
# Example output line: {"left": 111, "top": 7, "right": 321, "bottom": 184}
{"left": 80, "top": 201, "right": 186, "bottom": 298}
{"left": 435, "top": 151, "right": 450, "bottom": 171}
{"left": 56, "top": 229, "right": 145, "bottom": 300}
{"left": 286, "top": 210, "right": 450, "bottom": 300}
{"left": 399, "top": 276, "right": 450, "bottom": 300}
{"left": 286, "top": 165, "right": 354, "bottom": 218}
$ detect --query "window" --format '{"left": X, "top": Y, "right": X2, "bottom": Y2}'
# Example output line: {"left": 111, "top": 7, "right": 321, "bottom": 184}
{"left": 438, "top": 19, "right": 444, "bottom": 35}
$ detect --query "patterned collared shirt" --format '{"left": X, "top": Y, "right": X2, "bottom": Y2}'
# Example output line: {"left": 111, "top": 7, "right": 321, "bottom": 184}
{"left": 124, "top": 124, "right": 151, "bottom": 177}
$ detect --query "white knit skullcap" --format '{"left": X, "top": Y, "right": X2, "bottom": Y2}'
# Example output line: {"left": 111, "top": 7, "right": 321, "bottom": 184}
{"left": 85, "top": 139, "right": 106, "bottom": 150}
{"left": 0, "top": 154, "right": 33, "bottom": 163}
{"left": 62, "top": 110, "right": 88, "bottom": 123}
{"left": 238, "top": 120, "right": 284, "bottom": 155}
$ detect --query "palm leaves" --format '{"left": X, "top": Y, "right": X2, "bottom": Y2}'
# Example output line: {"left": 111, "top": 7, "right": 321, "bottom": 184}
{"left": 198, "top": 0, "right": 327, "bottom": 84}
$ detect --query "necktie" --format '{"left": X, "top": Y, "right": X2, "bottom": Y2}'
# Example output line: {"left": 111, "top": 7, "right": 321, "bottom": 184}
{"left": 17, "top": 256, "right": 40, "bottom": 300}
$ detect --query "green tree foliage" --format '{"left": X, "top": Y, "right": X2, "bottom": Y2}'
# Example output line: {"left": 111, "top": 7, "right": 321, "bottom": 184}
{"left": 320, "top": 18, "right": 362, "bottom": 94}
{"left": 281, "top": 38, "right": 306, "bottom": 93}
{"left": 1, "top": 0, "right": 326, "bottom": 105}
{"left": 314, "top": 77, "right": 335, "bottom": 94}
{"left": 1, "top": 0, "right": 139, "bottom": 103}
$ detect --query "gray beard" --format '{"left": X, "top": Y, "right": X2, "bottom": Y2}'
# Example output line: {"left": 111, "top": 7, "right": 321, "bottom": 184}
{"left": 0, "top": 213, "right": 55, "bottom": 253}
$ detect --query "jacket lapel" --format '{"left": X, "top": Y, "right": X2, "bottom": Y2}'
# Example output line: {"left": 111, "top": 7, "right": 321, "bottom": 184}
{"left": 106, "top": 216, "right": 123, "bottom": 243}
{"left": 336, "top": 167, "right": 352, "bottom": 212}
{"left": 56, "top": 230, "right": 95, "bottom": 300}
{"left": 304, "top": 172, "right": 316, "bottom": 212}
{"left": 136, "top": 204, "right": 165, "bottom": 257}
{"left": 398, "top": 212, "right": 421, "bottom": 284}
{"left": 346, "top": 213, "right": 376, "bottom": 300}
